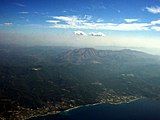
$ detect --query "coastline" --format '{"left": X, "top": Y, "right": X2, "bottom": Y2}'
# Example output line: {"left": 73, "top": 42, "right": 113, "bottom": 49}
{"left": 28, "top": 97, "right": 142, "bottom": 120}
{"left": 63, "top": 97, "right": 143, "bottom": 113}
{"left": 26, "top": 103, "right": 103, "bottom": 120}
{"left": 108, "top": 97, "right": 142, "bottom": 105}
{"left": 63, "top": 102, "right": 104, "bottom": 113}
{"left": 26, "top": 111, "right": 61, "bottom": 120}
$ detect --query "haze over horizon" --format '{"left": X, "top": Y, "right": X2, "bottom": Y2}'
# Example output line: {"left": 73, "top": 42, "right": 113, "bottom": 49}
{"left": 0, "top": 0, "right": 160, "bottom": 53}
{"left": 2, "top": 1, "right": 160, "bottom": 120}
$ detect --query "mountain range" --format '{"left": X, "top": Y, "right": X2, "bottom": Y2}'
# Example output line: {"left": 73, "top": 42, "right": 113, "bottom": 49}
{"left": 1, "top": 45, "right": 160, "bottom": 119}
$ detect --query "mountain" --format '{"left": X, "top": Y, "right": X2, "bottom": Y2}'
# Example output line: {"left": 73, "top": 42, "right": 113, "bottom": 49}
{"left": 56, "top": 48, "right": 99, "bottom": 64}
{"left": 1, "top": 46, "right": 160, "bottom": 119}
{"left": 56, "top": 48, "right": 160, "bottom": 65}
{"left": 0, "top": 45, "right": 72, "bottom": 66}
{"left": 0, "top": 45, "right": 159, "bottom": 66}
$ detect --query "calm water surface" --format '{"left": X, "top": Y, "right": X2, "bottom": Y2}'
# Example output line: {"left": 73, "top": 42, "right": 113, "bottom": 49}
{"left": 31, "top": 99, "right": 160, "bottom": 120}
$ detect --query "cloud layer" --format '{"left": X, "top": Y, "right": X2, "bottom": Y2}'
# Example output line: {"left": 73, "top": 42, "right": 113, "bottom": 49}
{"left": 4, "top": 22, "right": 13, "bottom": 26}
{"left": 19, "top": 12, "right": 29, "bottom": 14}
{"left": 151, "top": 19, "right": 160, "bottom": 25}
{"left": 146, "top": 6, "right": 160, "bottom": 14}
{"left": 89, "top": 32, "right": 105, "bottom": 36}
{"left": 124, "top": 19, "right": 138, "bottom": 23}
{"left": 74, "top": 31, "right": 105, "bottom": 37}
{"left": 47, "top": 15, "right": 160, "bottom": 32}
{"left": 74, "top": 31, "right": 87, "bottom": 36}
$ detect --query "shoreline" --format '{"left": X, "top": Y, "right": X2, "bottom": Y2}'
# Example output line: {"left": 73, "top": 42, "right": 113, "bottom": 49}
{"left": 63, "top": 102, "right": 104, "bottom": 113}
{"left": 28, "top": 97, "right": 142, "bottom": 120}
{"left": 63, "top": 97, "right": 143, "bottom": 113}
{"left": 27, "top": 103, "right": 103, "bottom": 120}
{"left": 26, "top": 111, "right": 61, "bottom": 120}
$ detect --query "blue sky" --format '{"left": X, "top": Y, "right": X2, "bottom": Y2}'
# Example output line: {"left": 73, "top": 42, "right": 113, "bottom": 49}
{"left": 0, "top": 0, "right": 160, "bottom": 48}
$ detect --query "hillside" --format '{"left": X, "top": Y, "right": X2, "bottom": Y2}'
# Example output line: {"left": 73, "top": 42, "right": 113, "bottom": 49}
{"left": 1, "top": 46, "right": 160, "bottom": 119}
{"left": 56, "top": 48, "right": 159, "bottom": 65}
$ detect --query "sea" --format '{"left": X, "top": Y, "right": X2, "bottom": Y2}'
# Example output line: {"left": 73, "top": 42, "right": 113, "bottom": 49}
{"left": 31, "top": 98, "right": 160, "bottom": 120}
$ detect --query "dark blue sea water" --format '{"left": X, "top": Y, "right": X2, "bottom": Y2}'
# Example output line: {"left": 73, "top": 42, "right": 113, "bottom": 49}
{"left": 31, "top": 99, "right": 160, "bottom": 120}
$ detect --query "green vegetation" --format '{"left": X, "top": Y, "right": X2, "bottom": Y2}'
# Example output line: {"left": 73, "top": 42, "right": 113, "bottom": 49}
{"left": 1, "top": 45, "right": 160, "bottom": 119}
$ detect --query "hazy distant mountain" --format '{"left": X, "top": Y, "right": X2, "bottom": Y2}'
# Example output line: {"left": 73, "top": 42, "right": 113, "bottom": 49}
{"left": 0, "top": 45, "right": 159, "bottom": 67}
{"left": 56, "top": 48, "right": 99, "bottom": 64}
{"left": 56, "top": 48, "right": 160, "bottom": 65}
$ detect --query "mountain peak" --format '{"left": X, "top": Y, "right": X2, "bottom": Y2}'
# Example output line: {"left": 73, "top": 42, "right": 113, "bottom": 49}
{"left": 74, "top": 48, "right": 97, "bottom": 56}
{"left": 56, "top": 48, "right": 98, "bottom": 64}
{"left": 56, "top": 48, "right": 158, "bottom": 65}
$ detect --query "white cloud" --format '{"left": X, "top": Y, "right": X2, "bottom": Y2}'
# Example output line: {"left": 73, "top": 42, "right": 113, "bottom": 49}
{"left": 124, "top": 19, "right": 138, "bottom": 23}
{"left": 53, "top": 16, "right": 86, "bottom": 26}
{"left": 112, "top": 23, "right": 149, "bottom": 31}
{"left": 151, "top": 26, "right": 160, "bottom": 31}
{"left": 89, "top": 32, "right": 105, "bottom": 37}
{"left": 4, "top": 22, "right": 13, "bottom": 26}
{"left": 97, "top": 18, "right": 104, "bottom": 23}
{"left": 19, "top": 12, "right": 29, "bottom": 14}
{"left": 48, "top": 15, "right": 160, "bottom": 32}
{"left": 151, "top": 19, "right": 160, "bottom": 25}
{"left": 63, "top": 10, "right": 67, "bottom": 13}
{"left": 74, "top": 31, "right": 87, "bottom": 36}
{"left": 13, "top": 3, "right": 25, "bottom": 7}
{"left": 46, "top": 20, "right": 60, "bottom": 24}
{"left": 49, "top": 20, "right": 150, "bottom": 31}
{"left": 146, "top": 6, "right": 160, "bottom": 14}
{"left": 84, "top": 15, "right": 92, "bottom": 21}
